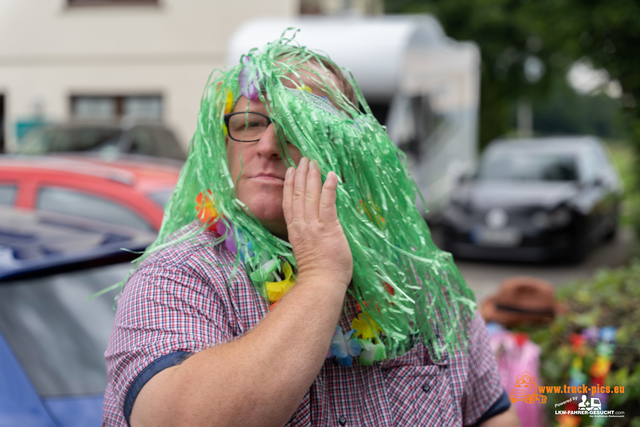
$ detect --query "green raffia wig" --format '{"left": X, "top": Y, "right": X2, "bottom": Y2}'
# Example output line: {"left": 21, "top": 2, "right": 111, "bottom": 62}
{"left": 114, "top": 30, "right": 477, "bottom": 361}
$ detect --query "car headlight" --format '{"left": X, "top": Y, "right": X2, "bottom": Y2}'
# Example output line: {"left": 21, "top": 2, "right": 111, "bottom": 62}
{"left": 532, "top": 210, "right": 550, "bottom": 229}
{"left": 551, "top": 206, "right": 571, "bottom": 227}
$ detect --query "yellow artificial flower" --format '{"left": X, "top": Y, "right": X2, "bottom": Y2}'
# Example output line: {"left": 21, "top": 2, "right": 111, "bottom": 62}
{"left": 266, "top": 262, "right": 296, "bottom": 303}
{"left": 351, "top": 312, "right": 383, "bottom": 340}
{"left": 590, "top": 356, "right": 611, "bottom": 378}
{"left": 224, "top": 90, "right": 234, "bottom": 114}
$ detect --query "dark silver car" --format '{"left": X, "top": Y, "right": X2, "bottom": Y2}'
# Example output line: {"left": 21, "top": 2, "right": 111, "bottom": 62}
{"left": 17, "top": 120, "right": 187, "bottom": 162}
{"left": 441, "top": 136, "right": 621, "bottom": 262}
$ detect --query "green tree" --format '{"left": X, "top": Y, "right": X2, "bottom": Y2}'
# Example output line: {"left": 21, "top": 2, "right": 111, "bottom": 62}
{"left": 385, "top": 0, "right": 639, "bottom": 151}
{"left": 531, "top": 74, "right": 626, "bottom": 139}
{"left": 534, "top": 0, "right": 640, "bottom": 178}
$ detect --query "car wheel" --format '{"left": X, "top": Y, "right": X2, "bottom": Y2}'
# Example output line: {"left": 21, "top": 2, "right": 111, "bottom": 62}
{"left": 603, "top": 222, "right": 618, "bottom": 242}
{"left": 603, "top": 204, "right": 619, "bottom": 242}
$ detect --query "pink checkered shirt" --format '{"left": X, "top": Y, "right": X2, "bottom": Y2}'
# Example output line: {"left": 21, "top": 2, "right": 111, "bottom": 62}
{"left": 103, "top": 226, "right": 504, "bottom": 426}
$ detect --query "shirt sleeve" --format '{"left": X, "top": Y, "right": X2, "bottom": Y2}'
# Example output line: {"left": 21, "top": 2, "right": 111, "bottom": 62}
{"left": 105, "top": 254, "right": 235, "bottom": 422}
{"left": 461, "top": 312, "right": 507, "bottom": 426}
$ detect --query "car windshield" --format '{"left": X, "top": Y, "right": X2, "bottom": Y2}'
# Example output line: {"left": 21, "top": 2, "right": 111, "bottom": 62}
{"left": 19, "top": 127, "right": 122, "bottom": 155}
{"left": 0, "top": 263, "right": 130, "bottom": 397}
{"left": 147, "top": 188, "right": 175, "bottom": 208}
{"left": 477, "top": 149, "right": 578, "bottom": 182}
{"left": 129, "top": 126, "right": 187, "bottom": 161}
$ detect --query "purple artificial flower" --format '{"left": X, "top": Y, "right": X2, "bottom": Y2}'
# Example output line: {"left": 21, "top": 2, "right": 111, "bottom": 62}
{"left": 216, "top": 220, "right": 236, "bottom": 253}
{"left": 220, "top": 224, "right": 253, "bottom": 261}
{"left": 216, "top": 220, "right": 227, "bottom": 236}
{"left": 582, "top": 326, "right": 600, "bottom": 346}
{"left": 225, "top": 232, "right": 237, "bottom": 254}
{"left": 219, "top": 221, "right": 236, "bottom": 253}
{"left": 238, "top": 55, "right": 261, "bottom": 100}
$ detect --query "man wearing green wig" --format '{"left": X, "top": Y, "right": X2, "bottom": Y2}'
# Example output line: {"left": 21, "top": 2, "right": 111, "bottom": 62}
{"left": 104, "top": 33, "right": 519, "bottom": 426}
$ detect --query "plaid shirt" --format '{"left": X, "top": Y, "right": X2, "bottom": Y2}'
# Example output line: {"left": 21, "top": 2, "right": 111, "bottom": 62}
{"left": 104, "top": 226, "right": 504, "bottom": 426}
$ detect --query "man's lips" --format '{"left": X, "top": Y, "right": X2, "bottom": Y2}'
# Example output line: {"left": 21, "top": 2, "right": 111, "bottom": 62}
{"left": 252, "top": 173, "right": 285, "bottom": 182}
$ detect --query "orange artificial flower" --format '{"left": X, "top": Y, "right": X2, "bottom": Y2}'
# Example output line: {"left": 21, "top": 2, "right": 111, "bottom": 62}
{"left": 195, "top": 190, "right": 220, "bottom": 230}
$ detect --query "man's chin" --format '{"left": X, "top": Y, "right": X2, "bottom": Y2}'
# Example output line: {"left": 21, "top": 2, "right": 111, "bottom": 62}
{"left": 245, "top": 200, "right": 283, "bottom": 219}
{"left": 250, "top": 211, "right": 288, "bottom": 239}
{"left": 244, "top": 204, "right": 286, "bottom": 233}
{"left": 260, "top": 220, "right": 289, "bottom": 240}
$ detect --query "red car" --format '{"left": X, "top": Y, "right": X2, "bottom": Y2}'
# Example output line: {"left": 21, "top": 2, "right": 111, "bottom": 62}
{"left": 0, "top": 155, "right": 181, "bottom": 232}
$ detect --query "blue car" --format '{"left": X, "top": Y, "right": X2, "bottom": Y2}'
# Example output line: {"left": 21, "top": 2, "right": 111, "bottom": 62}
{"left": 0, "top": 207, "right": 155, "bottom": 426}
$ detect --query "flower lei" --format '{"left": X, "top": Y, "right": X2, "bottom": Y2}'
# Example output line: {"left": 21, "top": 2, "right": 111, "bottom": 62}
{"left": 196, "top": 190, "right": 389, "bottom": 367}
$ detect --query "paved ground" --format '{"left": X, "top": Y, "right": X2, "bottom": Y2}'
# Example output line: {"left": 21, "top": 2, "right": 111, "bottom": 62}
{"left": 431, "top": 227, "right": 637, "bottom": 301}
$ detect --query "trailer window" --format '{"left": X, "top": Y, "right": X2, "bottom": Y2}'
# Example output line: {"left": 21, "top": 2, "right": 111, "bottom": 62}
{"left": 387, "top": 94, "right": 436, "bottom": 161}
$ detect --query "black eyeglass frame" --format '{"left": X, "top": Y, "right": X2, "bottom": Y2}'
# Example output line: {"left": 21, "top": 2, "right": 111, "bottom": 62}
{"left": 223, "top": 111, "right": 273, "bottom": 143}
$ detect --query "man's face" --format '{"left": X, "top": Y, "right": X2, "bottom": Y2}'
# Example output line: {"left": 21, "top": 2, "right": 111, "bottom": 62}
{"left": 226, "top": 64, "right": 339, "bottom": 239}
{"left": 226, "top": 95, "right": 301, "bottom": 239}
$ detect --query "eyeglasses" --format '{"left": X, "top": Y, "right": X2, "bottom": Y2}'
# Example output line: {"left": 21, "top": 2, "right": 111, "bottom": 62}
{"left": 224, "top": 111, "right": 273, "bottom": 143}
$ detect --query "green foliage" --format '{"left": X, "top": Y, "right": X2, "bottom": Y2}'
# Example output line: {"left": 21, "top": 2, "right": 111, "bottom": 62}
{"left": 607, "top": 142, "right": 640, "bottom": 239}
{"left": 531, "top": 75, "right": 627, "bottom": 139}
{"left": 525, "top": 261, "right": 640, "bottom": 425}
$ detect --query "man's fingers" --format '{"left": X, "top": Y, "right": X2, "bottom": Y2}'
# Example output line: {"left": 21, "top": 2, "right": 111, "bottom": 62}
{"left": 282, "top": 166, "right": 294, "bottom": 225}
{"left": 319, "top": 171, "right": 338, "bottom": 223}
{"left": 292, "top": 157, "right": 309, "bottom": 221}
{"left": 305, "top": 161, "right": 322, "bottom": 222}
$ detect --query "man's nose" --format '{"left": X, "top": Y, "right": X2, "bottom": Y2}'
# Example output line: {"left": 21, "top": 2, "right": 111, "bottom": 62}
{"left": 255, "top": 124, "right": 281, "bottom": 159}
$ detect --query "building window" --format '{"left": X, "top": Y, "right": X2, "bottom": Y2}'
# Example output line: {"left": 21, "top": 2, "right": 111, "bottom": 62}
{"left": 71, "top": 95, "right": 162, "bottom": 121}
{"left": 68, "top": 0, "right": 158, "bottom": 6}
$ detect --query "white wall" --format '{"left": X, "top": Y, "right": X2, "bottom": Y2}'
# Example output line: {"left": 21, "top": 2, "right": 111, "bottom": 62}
{"left": 0, "top": 0, "right": 297, "bottom": 151}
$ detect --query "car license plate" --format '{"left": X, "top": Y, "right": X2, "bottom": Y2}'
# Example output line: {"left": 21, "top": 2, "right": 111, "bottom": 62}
{"left": 471, "top": 227, "right": 522, "bottom": 247}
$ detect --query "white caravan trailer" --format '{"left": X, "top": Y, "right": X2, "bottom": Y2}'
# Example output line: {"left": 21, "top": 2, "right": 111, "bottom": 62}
{"left": 227, "top": 16, "right": 480, "bottom": 218}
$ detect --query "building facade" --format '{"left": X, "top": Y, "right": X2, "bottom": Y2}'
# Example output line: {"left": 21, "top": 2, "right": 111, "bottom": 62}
{"left": 0, "top": 0, "right": 297, "bottom": 152}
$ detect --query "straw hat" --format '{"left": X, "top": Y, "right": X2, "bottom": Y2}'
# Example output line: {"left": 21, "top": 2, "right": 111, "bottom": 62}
{"left": 481, "top": 276, "right": 565, "bottom": 327}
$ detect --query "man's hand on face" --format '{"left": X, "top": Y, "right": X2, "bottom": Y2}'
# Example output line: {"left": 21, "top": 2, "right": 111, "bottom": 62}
{"left": 282, "top": 157, "right": 353, "bottom": 290}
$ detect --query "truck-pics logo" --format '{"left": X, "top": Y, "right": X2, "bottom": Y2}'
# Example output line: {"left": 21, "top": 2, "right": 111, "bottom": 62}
{"left": 508, "top": 371, "right": 626, "bottom": 419}
{"left": 509, "top": 371, "right": 547, "bottom": 404}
